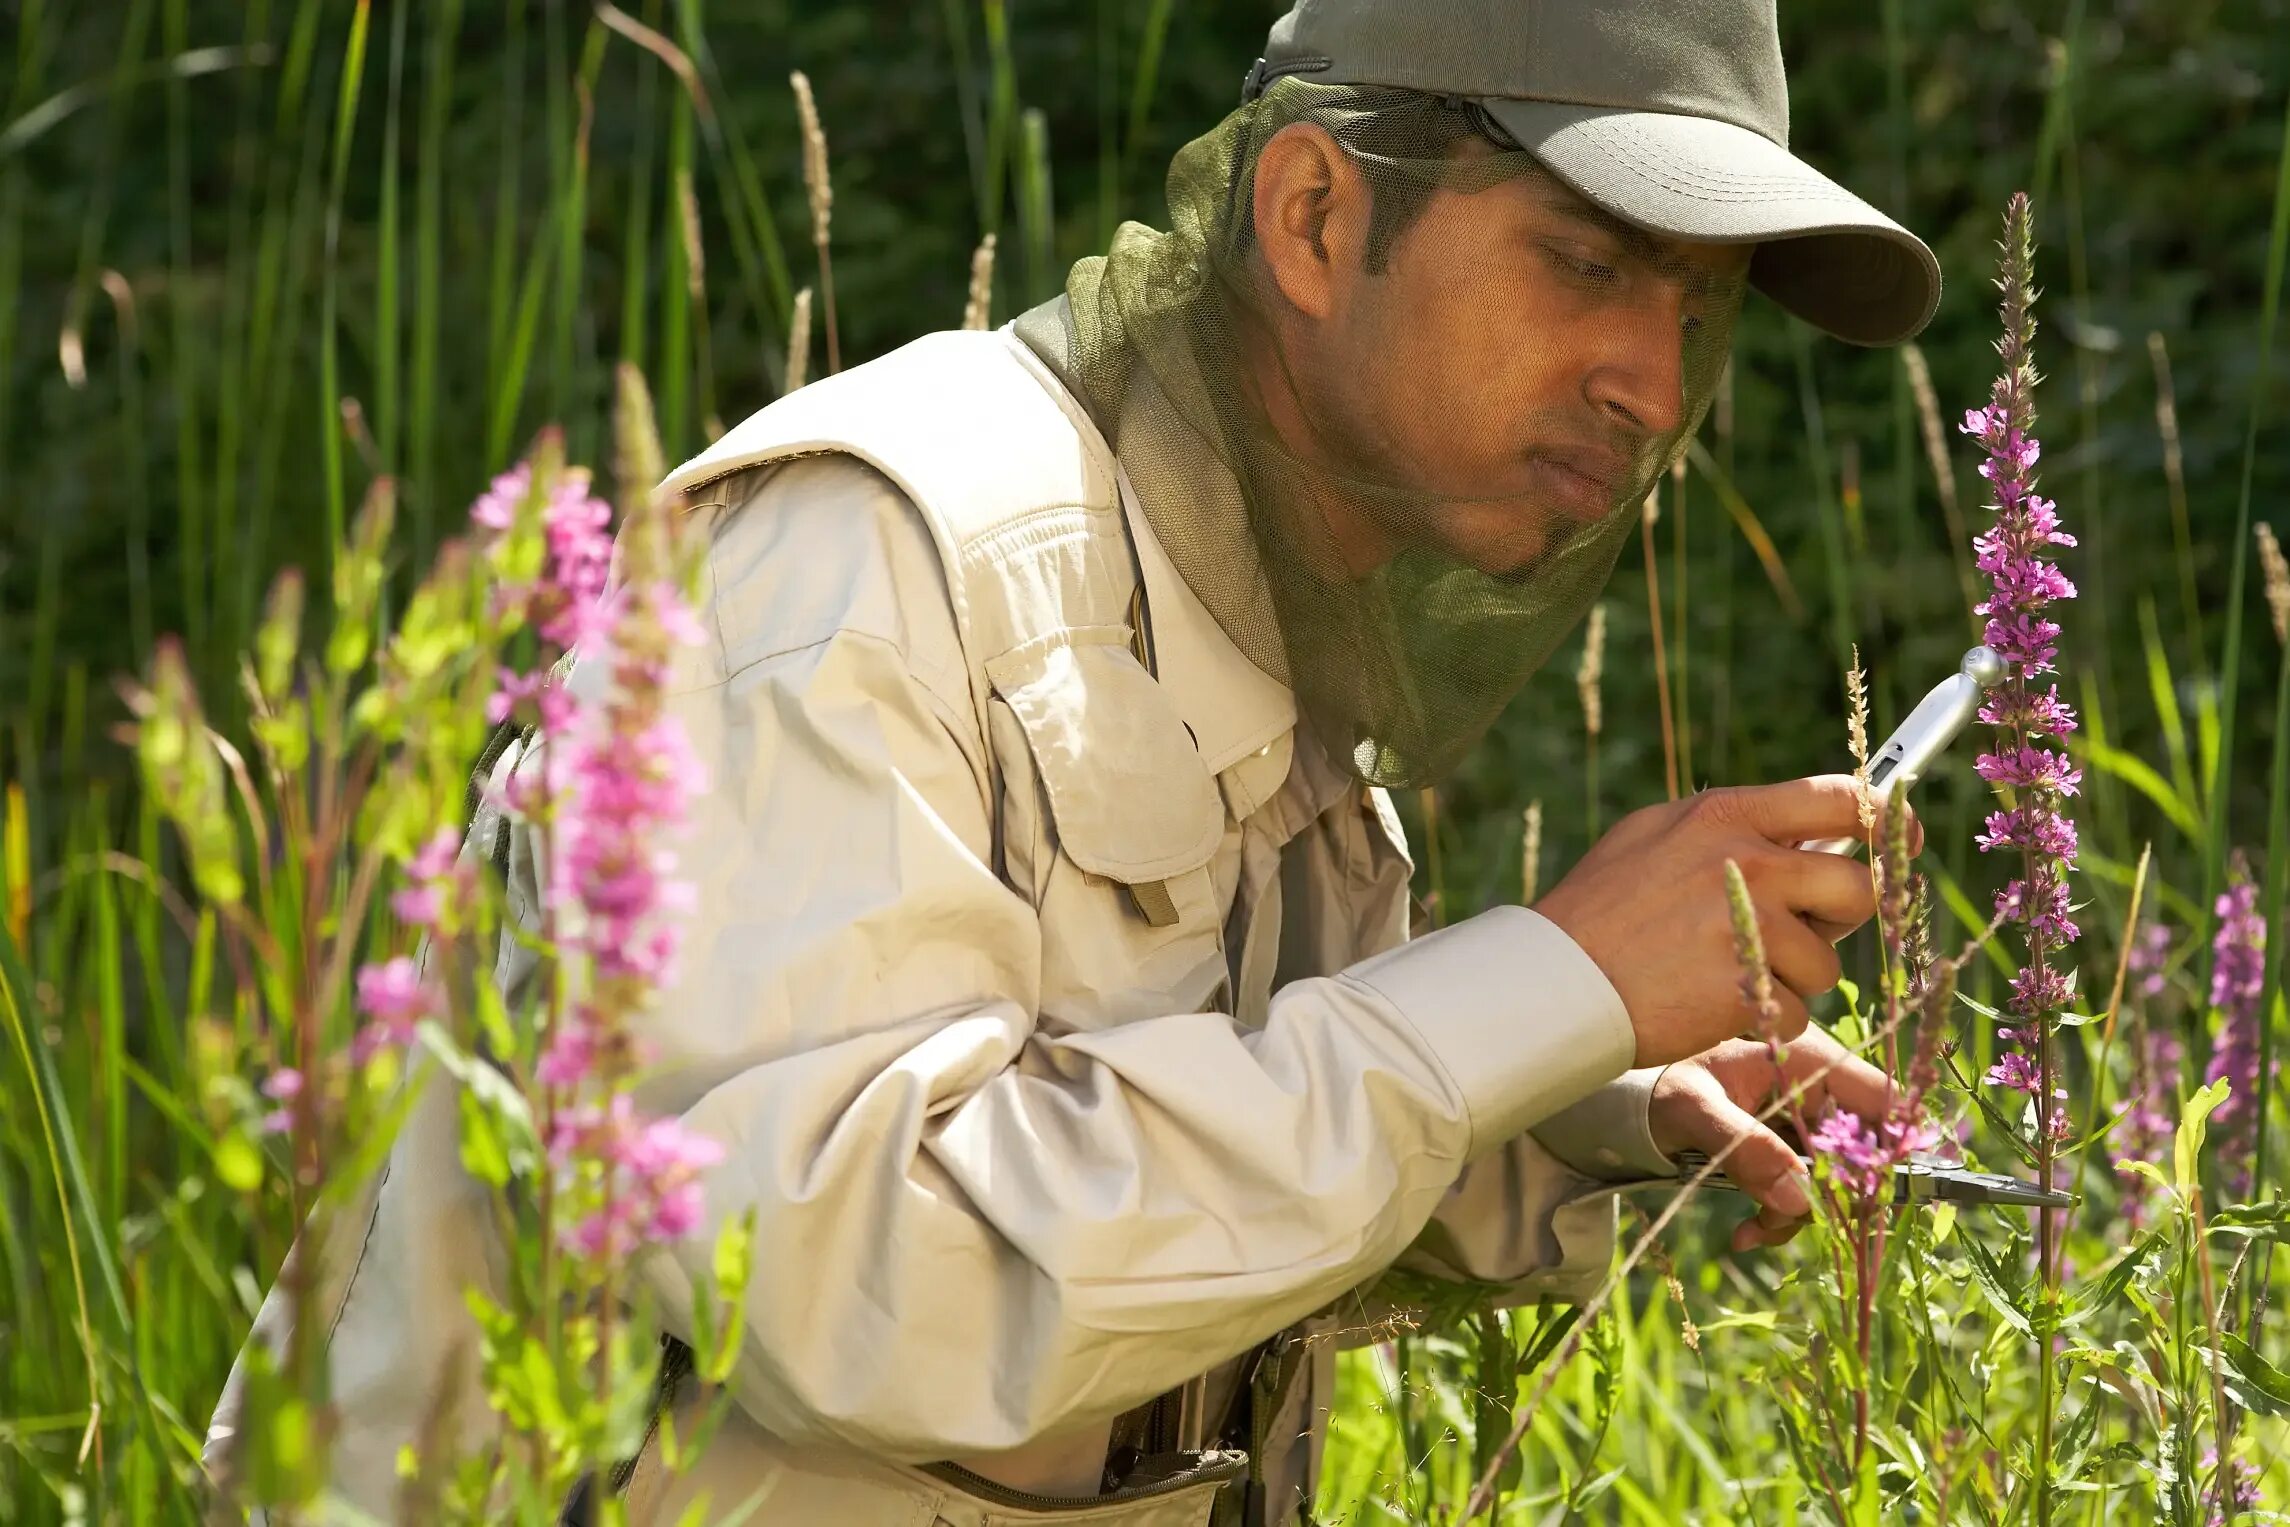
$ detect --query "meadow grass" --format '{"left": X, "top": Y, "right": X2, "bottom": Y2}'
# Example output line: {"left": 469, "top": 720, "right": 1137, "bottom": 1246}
{"left": 3, "top": 3, "right": 2290, "bottom": 1522}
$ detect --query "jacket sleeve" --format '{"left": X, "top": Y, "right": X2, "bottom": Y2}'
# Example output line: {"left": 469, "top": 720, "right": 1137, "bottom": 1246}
{"left": 1387, "top": 1070, "right": 1677, "bottom": 1308}
{"left": 539, "top": 457, "right": 1639, "bottom": 1461}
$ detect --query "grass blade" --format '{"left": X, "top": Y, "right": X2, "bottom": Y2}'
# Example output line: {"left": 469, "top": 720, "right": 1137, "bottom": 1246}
{"left": 2201, "top": 86, "right": 2290, "bottom": 964}
{"left": 319, "top": 0, "right": 373, "bottom": 557}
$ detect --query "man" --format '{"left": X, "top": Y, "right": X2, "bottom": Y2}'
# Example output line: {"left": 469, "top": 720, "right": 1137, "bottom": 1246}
{"left": 210, "top": 0, "right": 1943, "bottom": 1521}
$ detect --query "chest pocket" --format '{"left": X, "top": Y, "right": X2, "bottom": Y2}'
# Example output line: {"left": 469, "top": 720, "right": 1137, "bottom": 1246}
{"left": 984, "top": 631, "right": 1231, "bottom": 1031}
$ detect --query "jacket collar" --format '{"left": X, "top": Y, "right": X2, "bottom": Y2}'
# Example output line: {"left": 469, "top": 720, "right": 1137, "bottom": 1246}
{"left": 1115, "top": 462, "right": 1297, "bottom": 777}
{"left": 1005, "top": 298, "right": 1298, "bottom": 780}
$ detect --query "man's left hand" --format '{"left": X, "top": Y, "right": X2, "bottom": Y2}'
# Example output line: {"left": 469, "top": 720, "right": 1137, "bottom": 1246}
{"left": 1648, "top": 1029, "right": 1897, "bottom": 1252}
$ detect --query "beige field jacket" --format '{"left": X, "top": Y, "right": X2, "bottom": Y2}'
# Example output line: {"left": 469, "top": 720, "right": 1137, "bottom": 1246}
{"left": 207, "top": 324, "right": 1672, "bottom": 1526}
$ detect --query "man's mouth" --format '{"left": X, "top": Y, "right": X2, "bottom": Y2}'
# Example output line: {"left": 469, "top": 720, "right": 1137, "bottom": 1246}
{"left": 1523, "top": 445, "right": 1630, "bottom": 522}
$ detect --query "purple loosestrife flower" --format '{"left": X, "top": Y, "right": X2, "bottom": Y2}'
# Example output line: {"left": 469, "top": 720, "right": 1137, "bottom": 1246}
{"left": 2202, "top": 1448, "right": 2262, "bottom": 1526}
{"left": 1809, "top": 1110, "right": 1942, "bottom": 1198}
{"left": 547, "top": 1094, "right": 726, "bottom": 1259}
{"left": 2113, "top": 921, "right": 2181, "bottom": 1226}
{"left": 2129, "top": 920, "right": 2172, "bottom": 999}
{"left": 2202, "top": 858, "right": 2265, "bottom": 1193}
{"left": 259, "top": 1068, "right": 304, "bottom": 1136}
{"left": 390, "top": 826, "right": 478, "bottom": 934}
{"left": 353, "top": 954, "right": 439, "bottom": 1063}
{"left": 472, "top": 438, "right": 717, "bottom": 1264}
{"left": 2118, "top": 1027, "right": 2183, "bottom": 1227}
{"left": 1966, "top": 195, "right": 2080, "bottom": 1157}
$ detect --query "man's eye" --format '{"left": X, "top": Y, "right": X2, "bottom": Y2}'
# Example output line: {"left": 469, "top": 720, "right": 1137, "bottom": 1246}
{"left": 1544, "top": 243, "right": 1619, "bottom": 285}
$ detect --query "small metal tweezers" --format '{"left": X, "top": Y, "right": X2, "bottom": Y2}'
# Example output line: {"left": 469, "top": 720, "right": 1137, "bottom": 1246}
{"left": 1668, "top": 1150, "right": 2075, "bottom": 1209}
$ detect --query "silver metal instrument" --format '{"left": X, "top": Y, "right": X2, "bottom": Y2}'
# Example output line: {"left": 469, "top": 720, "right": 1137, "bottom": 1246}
{"left": 1800, "top": 645, "right": 2008, "bottom": 855}
{"left": 1669, "top": 1149, "right": 2076, "bottom": 1209}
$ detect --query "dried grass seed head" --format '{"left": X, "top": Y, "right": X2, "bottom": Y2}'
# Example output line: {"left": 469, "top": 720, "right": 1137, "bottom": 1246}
{"left": 791, "top": 70, "right": 832, "bottom": 247}
{"left": 1577, "top": 604, "right": 1607, "bottom": 738}
{"left": 2256, "top": 521, "right": 2290, "bottom": 647}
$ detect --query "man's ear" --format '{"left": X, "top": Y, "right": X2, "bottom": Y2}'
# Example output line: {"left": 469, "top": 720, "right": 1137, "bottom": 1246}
{"left": 1250, "top": 122, "right": 1370, "bottom": 321}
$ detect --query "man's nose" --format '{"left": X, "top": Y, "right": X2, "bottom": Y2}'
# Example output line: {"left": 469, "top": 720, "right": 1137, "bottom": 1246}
{"left": 1582, "top": 297, "right": 1687, "bottom": 439}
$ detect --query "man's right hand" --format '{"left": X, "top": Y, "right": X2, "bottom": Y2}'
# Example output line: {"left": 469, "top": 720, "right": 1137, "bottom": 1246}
{"left": 1534, "top": 776, "right": 1915, "bottom": 1069}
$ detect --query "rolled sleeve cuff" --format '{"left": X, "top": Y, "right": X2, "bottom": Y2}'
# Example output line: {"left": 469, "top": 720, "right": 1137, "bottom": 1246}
{"left": 1532, "top": 1068, "right": 1676, "bottom": 1181}
{"left": 1344, "top": 905, "right": 1636, "bottom": 1159}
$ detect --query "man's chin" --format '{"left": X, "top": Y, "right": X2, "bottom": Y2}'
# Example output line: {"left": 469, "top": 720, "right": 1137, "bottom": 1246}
{"left": 1433, "top": 502, "right": 1581, "bottom": 579}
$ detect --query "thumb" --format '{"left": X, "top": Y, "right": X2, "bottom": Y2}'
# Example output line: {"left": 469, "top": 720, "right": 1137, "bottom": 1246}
{"left": 1699, "top": 1095, "right": 1817, "bottom": 1252}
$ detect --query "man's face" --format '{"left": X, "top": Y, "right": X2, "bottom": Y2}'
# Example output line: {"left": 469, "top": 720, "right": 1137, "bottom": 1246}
{"left": 1250, "top": 130, "right": 1752, "bottom": 578}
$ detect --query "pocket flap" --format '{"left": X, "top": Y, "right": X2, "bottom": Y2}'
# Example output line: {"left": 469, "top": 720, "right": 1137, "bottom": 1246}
{"left": 987, "top": 636, "right": 1225, "bottom": 885}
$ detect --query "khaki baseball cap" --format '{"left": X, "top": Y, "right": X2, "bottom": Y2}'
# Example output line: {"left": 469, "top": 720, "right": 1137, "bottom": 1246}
{"left": 1251, "top": 0, "right": 1941, "bottom": 345}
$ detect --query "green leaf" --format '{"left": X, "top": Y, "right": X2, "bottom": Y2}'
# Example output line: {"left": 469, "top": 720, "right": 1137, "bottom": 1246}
{"left": 2208, "top": 1199, "right": 2290, "bottom": 1239}
{"left": 1852, "top": 1444, "right": 1881, "bottom": 1527}
{"left": 714, "top": 1211, "right": 755, "bottom": 1301}
{"left": 2220, "top": 1335, "right": 2290, "bottom": 1417}
{"left": 214, "top": 1129, "right": 264, "bottom": 1193}
{"left": 457, "top": 1086, "right": 510, "bottom": 1187}
{"left": 2070, "top": 737, "right": 2202, "bottom": 839}
{"left": 2116, "top": 1158, "right": 2173, "bottom": 1200}
{"left": 1957, "top": 991, "right": 2003, "bottom": 1023}
{"left": 1958, "top": 1232, "right": 2032, "bottom": 1336}
{"left": 2176, "top": 1078, "right": 2230, "bottom": 1197}
{"left": 2076, "top": 1222, "right": 2169, "bottom": 1315}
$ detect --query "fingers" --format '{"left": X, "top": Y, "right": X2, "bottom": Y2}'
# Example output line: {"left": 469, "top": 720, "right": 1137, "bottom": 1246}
{"left": 1764, "top": 846, "right": 1882, "bottom": 931}
{"left": 1739, "top": 978, "right": 1811, "bottom": 1045}
{"left": 1706, "top": 775, "right": 1922, "bottom": 854}
{"left": 1689, "top": 1090, "right": 1816, "bottom": 1252}
{"left": 1760, "top": 902, "right": 1844, "bottom": 1004}
{"left": 1782, "top": 1026, "right": 1899, "bottom": 1125}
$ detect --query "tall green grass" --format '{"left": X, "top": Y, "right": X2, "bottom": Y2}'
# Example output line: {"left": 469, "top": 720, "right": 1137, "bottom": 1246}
{"left": 2, "top": 2, "right": 2288, "bottom": 1522}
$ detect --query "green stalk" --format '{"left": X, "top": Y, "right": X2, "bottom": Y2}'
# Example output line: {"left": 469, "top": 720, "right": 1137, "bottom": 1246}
{"left": 486, "top": 0, "right": 528, "bottom": 425}
{"left": 483, "top": 212, "right": 559, "bottom": 470}
{"left": 241, "top": 102, "right": 328, "bottom": 653}
{"left": 204, "top": 0, "right": 275, "bottom": 671}
{"left": 558, "top": 19, "right": 607, "bottom": 456}
{"left": 541, "top": 0, "right": 574, "bottom": 434}
{"left": 374, "top": 0, "right": 406, "bottom": 475}
{"left": 1881, "top": 0, "right": 1913, "bottom": 603}
{"left": 2253, "top": 624, "right": 2289, "bottom": 1203}
{"left": 981, "top": 0, "right": 1016, "bottom": 239}
{"left": 1017, "top": 106, "right": 1054, "bottom": 306}
{"left": 676, "top": 0, "right": 794, "bottom": 351}
{"left": 1790, "top": 320, "right": 1857, "bottom": 676}
{"left": 1672, "top": 461, "right": 1693, "bottom": 789}
{"left": 1119, "top": 0, "right": 1177, "bottom": 213}
{"left": 657, "top": 74, "right": 694, "bottom": 458}
{"left": 1094, "top": 0, "right": 1116, "bottom": 248}
{"left": 37, "top": 0, "right": 156, "bottom": 738}
{"left": 109, "top": 272, "right": 154, "bottom": 661}
{"left": 936, "top": 0, "right": 989, "bottom": 229}
{"left": 0, "top": 191, "right": 22, "bottom": 702}
{"left": 617, "top": 3, "right": 663, "bottom": 381}
{"left": 2201, "top": 87, "right": 2290, "bottom": 974}
{"left": 319, "top": 0, "right": 374, "bottom": 557}
{"left": 409, "top": 0, "right": 463, "bottom": 544}
{"left": 162, "top": 0, "right": 206, "bottom": 654}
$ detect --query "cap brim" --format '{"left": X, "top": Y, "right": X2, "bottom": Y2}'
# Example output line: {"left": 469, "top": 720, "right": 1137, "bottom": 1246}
{"left": 1477, "top": 99, "right": 1941, "bottom": 347}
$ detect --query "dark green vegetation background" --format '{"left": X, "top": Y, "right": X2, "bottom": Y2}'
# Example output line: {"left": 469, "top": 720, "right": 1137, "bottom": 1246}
{"left": 4, "top": 0, "right": 2288, "bottom": 946}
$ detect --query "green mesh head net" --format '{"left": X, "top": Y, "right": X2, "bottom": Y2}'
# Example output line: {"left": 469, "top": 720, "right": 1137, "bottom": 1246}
{"left": 1017, "top": 80, "right": 1746, "bottom": 788}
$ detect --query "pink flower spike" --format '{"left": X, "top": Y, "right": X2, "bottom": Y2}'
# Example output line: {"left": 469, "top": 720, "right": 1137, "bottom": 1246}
{"left": 356, "top": 957, "right": 435, "bottom": 1025}
{"left": 470, "top": 465, "right": 533, "bottom": 533}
